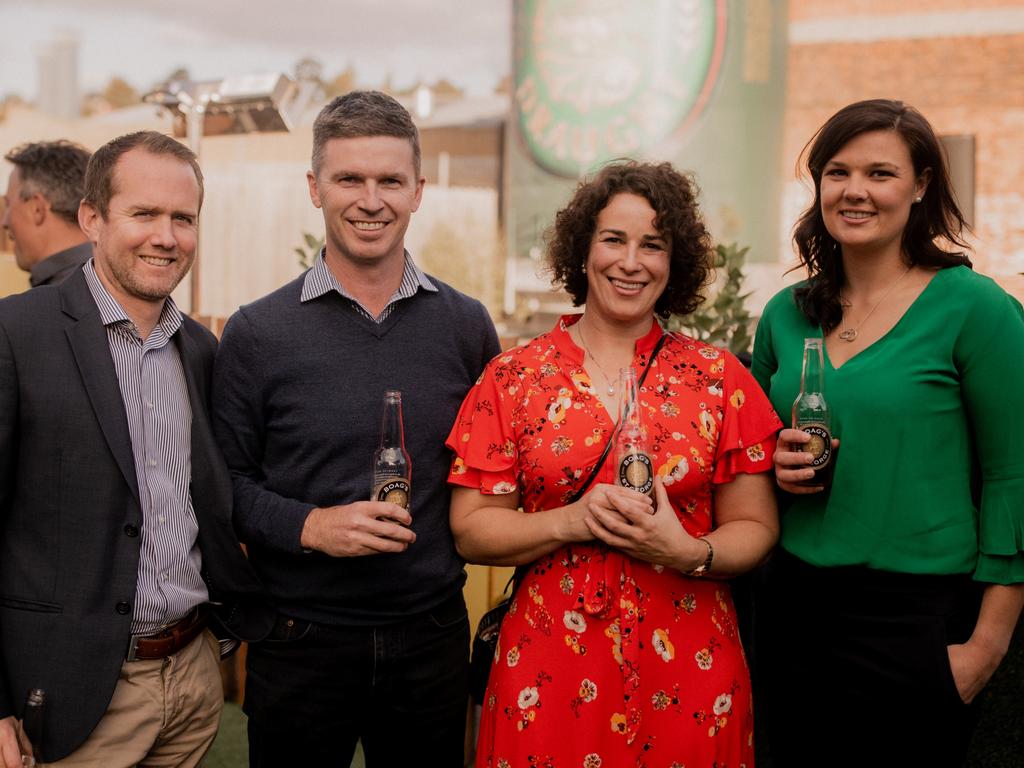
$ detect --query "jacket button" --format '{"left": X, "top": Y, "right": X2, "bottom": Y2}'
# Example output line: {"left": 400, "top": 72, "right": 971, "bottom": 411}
{"left": 124, "top": 524, "right": 139, "bottom": 537}
{"left": 115, "top": 602, "right": 131, "bottom": 615}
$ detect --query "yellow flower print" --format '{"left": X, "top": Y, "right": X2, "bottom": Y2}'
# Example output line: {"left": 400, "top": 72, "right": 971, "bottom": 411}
{"left": 547, "top": 388, "right": 573, "bottom": 426}
{"left": 657, "top": 454, "right": 689, "bottom": 486}
{"left": 551, "top": 436, "right": 574, "bottom": 456}
{"left": 651, "top": 690, "right": 670, "bottom": 711}
{"left": 698, "top": 346, "right": 720, "bottom": 360}
{"left": 560, "top": 574, "right": 574, "bottom": 594}
{"left": 698, "top": 410, "right": 717, "bottom": 442}
{"left": 506, "top": 645, "right": 520, "bottom": 667}
{"left": 540, "top": 362, "right": 560, "bottom": 377}
{"left": 746, "top": 443, "right": 766, "bottom": 462}
{"left": 610, "top": 713, "right": 628, "bottom": 735}
{"left": 689, "top": 446, "right": 707, "bottom": 471}
{"left": 675, "top": 593, "right": 697, "bottom": 615}
{"left": 730, "top": 388, "right": 746, "bottom": 409}
{"left": 518, "top": 686, "right": 540, "bottom": 709}
{"left": 564, "top": 634, "right": 588, "bottom": 655}
{"left": 501, "top": 439, "right": 515, "bottom": 458}
{"left": 450, "top": 456, "right": 467, "bottom": 475}
{"left": 583, "top": 753, "right": 602, "bottom": 768}
{"left": 497, "top": 759, "right": 510, "bottom": 768}
{"left": 709, "top": 358, "right": 724, "bottom": 374}
{"left": 652, "top": 628, "right": 675, "bottom": 662}
{"left": 571, "top": 369, "right": 594, "bottom": 394}
{"left": 584, "top": 427, "right": 603, "bottom": 447}
{"left": 564, "top": 610, "right": 587, "bottom": 633}
{"left": 605, "top": 622, "right": 624, "bottom": 666}
{"left": 579, "top": 678, "right": 598, "bottom": 702}
{"left": 695, "top": 647, "right": 713, "bottom": 670}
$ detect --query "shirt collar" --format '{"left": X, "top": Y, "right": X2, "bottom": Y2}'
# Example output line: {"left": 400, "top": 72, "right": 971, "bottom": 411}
{"left": 83, "top": 258, "right": 183, "bottom": 337}
{"left": 300, "top": 248, "right": 437, "bottom": 304}
{"left": 29, "top": 241, "right": 92, "bottom": 287}
{"left": 555, "top": 313, "right": 665, "bottom": 365}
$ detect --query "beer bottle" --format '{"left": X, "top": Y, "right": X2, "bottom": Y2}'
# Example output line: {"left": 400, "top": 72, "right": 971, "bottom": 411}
{"left": 615, "top": 368, "right": 654, "bottom": 495}
{"left": 20, "top": 688, "right": 44, "bottom": 768}
{"left": 371, "top": 390, "right": 412, "bottom": 510}
{"left": 792, "top": 338, "right": 834, "bottom": 488}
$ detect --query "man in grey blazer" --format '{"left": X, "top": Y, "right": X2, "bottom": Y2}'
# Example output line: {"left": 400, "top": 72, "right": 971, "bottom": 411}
{"left": 0, "top": 131, "right": 268, "bottom": 767}
{"left": 2, "top": 140, "right": 92, "bottom": 287}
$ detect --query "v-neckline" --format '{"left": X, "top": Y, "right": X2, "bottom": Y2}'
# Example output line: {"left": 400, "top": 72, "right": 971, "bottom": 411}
{"left": 824, "top": 267, "right": 944, "bottom": 371}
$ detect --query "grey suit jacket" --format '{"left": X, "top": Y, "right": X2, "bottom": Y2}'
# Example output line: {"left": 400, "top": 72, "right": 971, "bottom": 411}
{"left": 0, "top": 271, "right": 270, "bottom": 761}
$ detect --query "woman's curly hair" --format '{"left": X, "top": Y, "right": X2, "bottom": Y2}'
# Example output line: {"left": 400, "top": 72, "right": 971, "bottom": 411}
{"left": 547, "top": 160, "right": 713, "bottom": 319}
{"left": 793, "top": 99, "right": 971, "bottom": 332}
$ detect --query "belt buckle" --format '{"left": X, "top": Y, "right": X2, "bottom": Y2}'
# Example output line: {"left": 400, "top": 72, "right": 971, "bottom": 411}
{"left": 126, "top": 634, "right": 142, "bottom": 662}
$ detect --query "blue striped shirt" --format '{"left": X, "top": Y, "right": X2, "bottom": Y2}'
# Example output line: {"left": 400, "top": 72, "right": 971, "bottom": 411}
{"left": 84, "top": 261, "right": 208, "bottom": 635}
{"left": 300, "top": 248, "right": 437, "bottom": 321}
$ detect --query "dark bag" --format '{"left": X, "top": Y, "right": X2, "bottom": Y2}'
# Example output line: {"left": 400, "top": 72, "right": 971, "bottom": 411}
{"left": 467, "top": 334, "right": 668, "bottom": 703}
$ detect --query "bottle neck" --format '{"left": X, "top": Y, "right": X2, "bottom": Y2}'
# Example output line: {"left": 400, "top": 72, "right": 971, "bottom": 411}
{"left": 379, "top": 396, "right": 406, "bottom": 449}
{"left": 800, "top": 342, "right": 825, "bottom": 394}
{"left": 618, "top": 367, "right": 640, "bottom": 427}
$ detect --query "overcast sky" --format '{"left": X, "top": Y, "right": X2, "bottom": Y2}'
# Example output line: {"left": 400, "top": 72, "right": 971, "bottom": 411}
{"left": 0, "top": 0, "right": 511, "bottom": 100}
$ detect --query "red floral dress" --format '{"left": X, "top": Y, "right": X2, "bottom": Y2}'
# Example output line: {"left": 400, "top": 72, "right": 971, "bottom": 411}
{"left": 448, "top": 316, "right": 781, "bottom": 768}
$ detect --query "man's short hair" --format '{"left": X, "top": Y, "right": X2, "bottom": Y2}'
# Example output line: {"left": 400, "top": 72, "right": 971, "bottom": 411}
{"left": 311, "top": 90, "right": 421, "bottom": 176}
{"left": 4, "top": 140, "right": 91, "bottom": 226}
{"left": 82, "top": 131, "right": 204, "bottom": 218}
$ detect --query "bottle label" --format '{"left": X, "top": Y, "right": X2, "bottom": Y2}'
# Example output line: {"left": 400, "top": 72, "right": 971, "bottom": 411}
{"left": 799, "top": 424, "right": 832, "bottom": 468}
{"left": 618, "top": 453, "right": 654, "bottom": 494}
{"left": 375, "top": 478, "right": 411, "bottom": 509}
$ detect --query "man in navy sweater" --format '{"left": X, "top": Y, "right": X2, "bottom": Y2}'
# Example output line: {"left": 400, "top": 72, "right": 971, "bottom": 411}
{"left": 212, "top": 91, "right": 500, "bottom": 767}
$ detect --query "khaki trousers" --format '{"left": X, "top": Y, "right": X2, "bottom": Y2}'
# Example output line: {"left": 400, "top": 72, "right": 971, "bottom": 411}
{"left": 43, "top": 630, "right": 223, "bottom": 768}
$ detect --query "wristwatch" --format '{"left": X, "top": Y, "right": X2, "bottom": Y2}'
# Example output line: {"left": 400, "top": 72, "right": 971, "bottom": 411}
{"left": 685, "top": 537, "right": 714, "bottom": 577}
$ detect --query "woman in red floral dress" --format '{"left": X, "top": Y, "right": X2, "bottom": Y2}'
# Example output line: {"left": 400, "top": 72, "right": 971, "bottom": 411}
{"left": 448, "top": 162, "right": 781, "bottom": 768}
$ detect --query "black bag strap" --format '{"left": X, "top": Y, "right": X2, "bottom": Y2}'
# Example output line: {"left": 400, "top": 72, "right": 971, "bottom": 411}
{"left": 505, "top": 331, "right": 669, "bottom": 595}
{"left": 566, "top": 330, "right": 668, "bottom": 504}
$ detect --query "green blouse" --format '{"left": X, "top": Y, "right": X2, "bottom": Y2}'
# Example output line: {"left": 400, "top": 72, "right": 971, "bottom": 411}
{"left": 752, "top": 266, "right": 1024, "bottom": 584}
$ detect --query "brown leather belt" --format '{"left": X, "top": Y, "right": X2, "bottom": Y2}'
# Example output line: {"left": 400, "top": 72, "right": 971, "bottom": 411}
{"left": 126, "top": 606, "right": 208, "bottom": 661}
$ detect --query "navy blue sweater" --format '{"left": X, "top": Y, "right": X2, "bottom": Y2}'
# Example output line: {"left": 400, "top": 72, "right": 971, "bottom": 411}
{"left": 212, "top": 273, "right": 499, "bottom": 624}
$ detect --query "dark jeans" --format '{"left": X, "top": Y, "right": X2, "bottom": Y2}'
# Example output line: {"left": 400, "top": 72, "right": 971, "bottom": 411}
{"left": 244, "top": 590, "right": 470, "bottom": 768}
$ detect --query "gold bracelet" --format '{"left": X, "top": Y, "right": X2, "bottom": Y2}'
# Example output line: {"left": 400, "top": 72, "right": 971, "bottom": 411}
{"left": 685, "top": 537, "right": 714, "bottom": 577}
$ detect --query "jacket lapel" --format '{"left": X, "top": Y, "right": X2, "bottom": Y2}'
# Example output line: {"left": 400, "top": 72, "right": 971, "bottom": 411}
{"left": 60, "top": 272, "right": 140, "bottom": 502}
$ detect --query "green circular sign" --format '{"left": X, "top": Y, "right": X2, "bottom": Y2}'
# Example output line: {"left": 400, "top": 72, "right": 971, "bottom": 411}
{"left": 515, "top": 0, "right": 726, "bottom": 178}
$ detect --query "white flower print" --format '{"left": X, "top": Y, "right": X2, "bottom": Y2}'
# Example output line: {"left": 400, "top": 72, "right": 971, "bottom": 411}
{"left": 713, "top": 692, "right": 732, "bottom": 715}
{"left": 652, "top": 628, "right": 675, "bottom": 662}
{"left": 518, "top": 686, "right": 540, "bottom": 709}
{"left": 563, "top": 610, "right": 587, "bottom": 633}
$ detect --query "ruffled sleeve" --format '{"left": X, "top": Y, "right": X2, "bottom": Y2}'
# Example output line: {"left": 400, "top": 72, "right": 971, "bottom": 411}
{"left": 446, "top": 353, "right": 520, "bottom": 495}
{"left": 956, "top": 277, "right": 1024, "bottom": 584}
{"left": 712, "top": 350, "right": 783, "bottom": 484}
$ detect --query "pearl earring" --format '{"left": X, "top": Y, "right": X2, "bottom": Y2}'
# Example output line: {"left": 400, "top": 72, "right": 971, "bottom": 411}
{"left": 914, "top": 196, "right": 923, "bottom": 203}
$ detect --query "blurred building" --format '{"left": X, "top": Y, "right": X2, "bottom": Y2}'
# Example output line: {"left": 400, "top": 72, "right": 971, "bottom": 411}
{"left": 2, "top": 1, "right": 1023, "bottom": 311}
{"left": 37, "top": 33, "right": 79, "bottom": 121}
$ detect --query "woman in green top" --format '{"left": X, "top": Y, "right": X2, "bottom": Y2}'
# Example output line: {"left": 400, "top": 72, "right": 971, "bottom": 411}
{"left": 752, "top": 99, "right": 1024, "bottom": 767}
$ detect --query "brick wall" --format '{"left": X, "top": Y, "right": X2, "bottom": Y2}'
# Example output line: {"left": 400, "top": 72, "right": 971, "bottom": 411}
{"left": 780, "top": 2, "right": 1024, "bottom": 289}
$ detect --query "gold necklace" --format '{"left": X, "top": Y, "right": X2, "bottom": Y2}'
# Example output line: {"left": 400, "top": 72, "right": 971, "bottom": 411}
{"left": 837, "top": 266, "right": 913, "bottom": 342}
{"left": 577, "top": 319, "right": 617, "bottom": 396}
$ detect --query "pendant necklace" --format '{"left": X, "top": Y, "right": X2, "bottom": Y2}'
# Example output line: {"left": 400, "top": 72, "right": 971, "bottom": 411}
{"left": 577, "top": 320, "right": 617, "bottom": 396}
{"left": 837, "top": 265, "right": 913, "bottom": 342}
